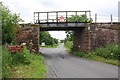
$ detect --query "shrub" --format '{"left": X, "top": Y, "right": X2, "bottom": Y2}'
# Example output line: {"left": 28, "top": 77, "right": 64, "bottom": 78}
{"left": 9, "top": 46, "right": 31, "bottom": 66}
{"left": 95, "top": 44, "right": 119, "bottom": 60}
{"left": 73, "top": 51, "right": 85, "bottom": 57}
{"left": 2, "top": 45, "right": 46, "bottom": 78}
{"left": 3, "top": 46, "right": 32, "bottom": 67}
{"left": 83, "top": 52, "right": 96, "bottom": 58}
{"left": 64, "top": 41, "right": 73, "bottom": 49}
{"left": 2, "top": 46, "right": 32, "bottom": 77}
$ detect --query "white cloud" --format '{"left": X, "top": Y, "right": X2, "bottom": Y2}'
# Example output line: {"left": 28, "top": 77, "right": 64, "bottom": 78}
{"left": 2, "top": 0, "right": 49, "bottom": 22}
{"left": 2, "top": 0, "right": 119, "bottom": 22}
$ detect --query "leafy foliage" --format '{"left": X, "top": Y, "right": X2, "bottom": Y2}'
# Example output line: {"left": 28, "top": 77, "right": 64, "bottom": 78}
{"left": 65, "top": 31, "right": 73, "bottom": 42}
{"left": 73, "top": 51, "right": 85, "bottom": 57}
{"left": 2, "top": 46, "right": 31, "bottom": 77}
{"left": 2, "top": 45, "right": 46, "bottom": 78}
{"left": 64, "top": 41, "right": 73, "bottom": 49}
{"left": 95, "top": 44, "right": 119, "bottom": 60}
{"left": 9, "top": 47, "right": 31, "bottom": 66}
{"left": 10, "top": 54, "right": 46, "bottom": 78}
{"left": 1, "top": 2, "right": 23, "bottom": 44}
{"left": 2, "top": 46, "right": 31, "bottom": 68}
{"left": 70, "top": 44, "right": 119, "bottom": 60}
{"left": 53, "top": 38, "right": 59, "bottom": 44}
{"left": 68, "top": 14, "right": 92, "bottom": 22}
{"left": 40, "top": 31, "right": 58, "bottom": 45}
{"left": 64, "top": 42, "right": 119, "bottom": 66}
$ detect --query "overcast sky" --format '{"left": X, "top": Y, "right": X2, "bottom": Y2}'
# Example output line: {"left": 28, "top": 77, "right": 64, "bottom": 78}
{"left": 1, "top": 0, "right": 120, "bottom": 40}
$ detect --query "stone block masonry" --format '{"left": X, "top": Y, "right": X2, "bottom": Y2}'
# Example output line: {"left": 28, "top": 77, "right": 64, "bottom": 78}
{"left": 16, "top": 23, "right": 119, "bottom": 53}
{"left": 16, "top": 24, "right": 40, "bottom": 53}
{"left": 73, "top": 25, "right": 119, "bottom": 52}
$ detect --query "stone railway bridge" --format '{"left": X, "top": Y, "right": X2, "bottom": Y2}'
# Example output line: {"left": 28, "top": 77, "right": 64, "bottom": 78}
{"left": 16, "top": 11, "right": 119, "bottom": 53}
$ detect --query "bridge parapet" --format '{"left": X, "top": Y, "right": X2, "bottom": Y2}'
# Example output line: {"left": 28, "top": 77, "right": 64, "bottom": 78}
{"left": 34, "top": 11, "right": 91, "bottom": 24}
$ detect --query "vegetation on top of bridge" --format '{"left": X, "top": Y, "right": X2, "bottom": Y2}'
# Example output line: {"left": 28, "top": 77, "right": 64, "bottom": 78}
{"left": 68, "top": 14, "right": 92, "bottom": 22}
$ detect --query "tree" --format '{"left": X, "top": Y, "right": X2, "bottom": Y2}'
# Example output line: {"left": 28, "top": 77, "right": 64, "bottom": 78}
{"left": 60, "top": 40, "right": 65, "bottom": 43}
{"left": 40, "top": 31, "right": 58, "bottom": 45}
{"left": 0, "top": 2, "right": 23, "bottom": 44}
{"left": 53, "top": 38, "right": 58, "bottom": 44}
{"left": 65, "top": 31, "right": 73, "bottom": 41}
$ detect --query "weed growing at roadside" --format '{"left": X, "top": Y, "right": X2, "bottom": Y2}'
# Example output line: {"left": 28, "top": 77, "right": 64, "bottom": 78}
{"left": 95, "top": 44, "right": 119, "bottom": 60}
{"left": 7, "top": 46, "right": 31, "bottom": 66}
{"left": 2, "top": 45, "right": 46, "bottom": 78}
{"left": 73, "top": 51, "right": 85, "bottom": 57}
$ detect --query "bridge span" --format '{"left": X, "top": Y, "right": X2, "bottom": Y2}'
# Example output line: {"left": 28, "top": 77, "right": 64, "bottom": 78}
{"left": 17, "top": 11, "right": 119, "bottom": 53}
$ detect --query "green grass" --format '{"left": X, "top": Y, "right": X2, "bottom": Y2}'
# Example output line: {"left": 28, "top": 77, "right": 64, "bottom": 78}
{"left": 71, "top": 51, "right": 119, "bottom": 66}
{"left": 0, "top": 45, "right": 2, "bottom": 80}
{"left": 83, "top": 53, "right": 119, "bottom": 66}
{"left": 2, "top": 45, "right": 46, "bottom": 78}
{"left": 2, "top": 45, "right": 12, "bottom": 78}
{"left": 64, "top": 42, "right": 119, "bottom": 66}
{"left": 10, "top": 54, "right": 46, "bottom": 78}
{"left": 40, "top": 44, "right": 59, "bottom": 48}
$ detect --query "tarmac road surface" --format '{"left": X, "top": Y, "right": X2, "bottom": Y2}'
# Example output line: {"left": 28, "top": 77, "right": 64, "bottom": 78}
{"left": 40, "top": 44, "right": 118, "bottom": 78}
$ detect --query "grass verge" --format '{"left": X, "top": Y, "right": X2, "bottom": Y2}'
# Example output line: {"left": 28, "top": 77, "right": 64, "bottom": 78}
{"left": 2, "top": 45, "right": 46, "bottom": 78}
{"left": 71, "top": 51, "right": 119, "bottom": 66}
{"left": 10, "top": 54, "right": 46, "bottom": 78}
{"left": 83, "top": 53, "right": 119, "bottom": 66}
{"left": 64, "top": 41, "right": 119, "bottom": 66}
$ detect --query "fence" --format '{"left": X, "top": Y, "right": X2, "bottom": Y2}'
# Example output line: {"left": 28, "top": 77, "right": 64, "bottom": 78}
{"left": 34, "top": 11, "right": 91, "bottom": 24}
{"left": 34, "top": 11, "right": 119, "bottom": 24}
{"left": 91, "top": 14, "right": 118, "bottom": 23}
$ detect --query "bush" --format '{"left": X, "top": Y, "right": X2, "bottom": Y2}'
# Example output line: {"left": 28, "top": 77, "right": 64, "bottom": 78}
{"left": 2, "top": 46, "right": 32, "bottom": 77}
{"left": 95, "top": 44, "right": 119, "bottom": 60}
{"left": 72, "top": 51, "right": 85, "bottom": 57}
{"left": 2, "top": 46, "right": 32, "bottom": 68}
{"left": 64, "top": 41, "right": 73, "bottom": 49}
{"left": 9, "top": 48, "right": 31, "bottom": 66}
{"left": 69, "top": 44, "right": 119, "bottom": 60}
{"left": 2, "top": 45, "right": 46, "bottom": 78}
{"left": 83, "top": 52, "right": 96, "bottom": 58}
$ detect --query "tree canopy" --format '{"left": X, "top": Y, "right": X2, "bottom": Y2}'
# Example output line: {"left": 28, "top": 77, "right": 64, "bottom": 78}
{"left": 0, "top": 2, "right": 23, "bottom": 44}
{"left": 40, "top": 31, "right": 58, "bottom": 45}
